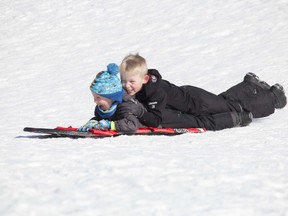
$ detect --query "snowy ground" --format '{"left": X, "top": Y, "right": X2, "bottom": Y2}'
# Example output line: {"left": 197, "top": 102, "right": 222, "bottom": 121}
{"left": 1, "top": 0, "right": 288, "bottom": 215}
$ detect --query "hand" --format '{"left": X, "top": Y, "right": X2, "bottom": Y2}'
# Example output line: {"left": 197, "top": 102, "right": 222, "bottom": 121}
{"left": 78, "top": 120, "right": 99, "bottom": 131}
{"left": 93, "top": 119, "right": 111, "bottom": 130}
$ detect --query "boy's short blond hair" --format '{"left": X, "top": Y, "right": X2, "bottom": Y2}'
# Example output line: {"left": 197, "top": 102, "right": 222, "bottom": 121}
{"left": 120, "top": 53, "right": 148, "bottom": 77}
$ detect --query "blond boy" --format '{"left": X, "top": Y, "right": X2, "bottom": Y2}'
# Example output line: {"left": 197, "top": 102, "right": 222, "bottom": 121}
{"left": 118, "top": 53, "right": 285, "bottom": 130}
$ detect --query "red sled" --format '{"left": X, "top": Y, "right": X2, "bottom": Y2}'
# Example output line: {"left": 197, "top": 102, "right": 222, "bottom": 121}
{"left": 23, "top": 126, "right": 206, "bottom": 138}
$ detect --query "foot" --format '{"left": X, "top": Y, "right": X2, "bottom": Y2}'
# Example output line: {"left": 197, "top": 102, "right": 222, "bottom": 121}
{"left": 231, "top": 111, "right": 253, "bottom": 127}
{"left": 271, "top": 83, "right": 287, "bottom": 109}
{"left": 244, "top": 72, "right": 270, "bottom": 90}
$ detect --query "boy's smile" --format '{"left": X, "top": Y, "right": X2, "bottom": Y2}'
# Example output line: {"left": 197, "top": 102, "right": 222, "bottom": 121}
{"left": 121, "top": 73, "right": 149, "bottom": 96}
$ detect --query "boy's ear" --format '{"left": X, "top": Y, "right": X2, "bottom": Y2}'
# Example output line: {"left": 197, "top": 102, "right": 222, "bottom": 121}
{"left": 143, "top": 74, "right": 150, "bottom": 84}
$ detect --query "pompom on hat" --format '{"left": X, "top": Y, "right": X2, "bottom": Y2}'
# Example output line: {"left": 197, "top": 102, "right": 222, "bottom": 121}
{"left": 90, "top": 63, "right": 124, "bottom": 103}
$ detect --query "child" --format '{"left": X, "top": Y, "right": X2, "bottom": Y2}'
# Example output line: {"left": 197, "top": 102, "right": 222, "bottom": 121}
{"left": 78, "top": 63, "right": 253, "bottom": 132}
{"left": 119, "top": 53, "right": 286, "bottom": 129}
{"left": 78, "top": 63, "right": 146, "bottom": 133}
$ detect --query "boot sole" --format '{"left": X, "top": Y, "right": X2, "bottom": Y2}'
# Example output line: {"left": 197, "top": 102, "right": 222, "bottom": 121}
{"left": 271, "top": 84, "right": 287, "bottom": 109}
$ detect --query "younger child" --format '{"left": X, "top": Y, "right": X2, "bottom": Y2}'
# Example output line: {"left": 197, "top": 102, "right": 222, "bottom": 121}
{"left": 119, "top": 54, "right": 286, "bottom": 129}
{"left": 78, "top": 63, "right": 145, "bottom": 133}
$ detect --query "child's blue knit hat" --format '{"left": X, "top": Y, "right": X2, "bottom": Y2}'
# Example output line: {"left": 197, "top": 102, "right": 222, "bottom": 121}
{"left": 90, "top": 63, "right": 124, "bottom": 103}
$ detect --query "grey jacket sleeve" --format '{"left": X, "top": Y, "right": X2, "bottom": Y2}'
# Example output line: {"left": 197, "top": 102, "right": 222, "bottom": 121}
{"left": 114, "top": 114, "right": 143, "bottom": 133}
{"left": 113, "top": 94, "right": 147, "bottom": 133}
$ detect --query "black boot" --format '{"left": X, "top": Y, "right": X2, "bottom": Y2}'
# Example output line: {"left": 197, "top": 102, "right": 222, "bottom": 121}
{"left": 244, "top": 72, "right": 270, "bottom": 90}
{"left": 231, "top": 111, "right": 253, "bottom": 127}
{"left": 271, "top": 83, "right": 287, "bottom": 109}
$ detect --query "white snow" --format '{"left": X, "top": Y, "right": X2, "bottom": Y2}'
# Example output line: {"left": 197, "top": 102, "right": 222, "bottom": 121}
{"left": 1, "top": 0, "right": 288, "bottom": 215}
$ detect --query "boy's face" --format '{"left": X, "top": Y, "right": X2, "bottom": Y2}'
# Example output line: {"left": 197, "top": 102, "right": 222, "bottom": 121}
{"left": 121, "top": 73, "right": 149, "bottom": 96}
{"left": 92, "top": 92, "right": 113, "bottom": 111}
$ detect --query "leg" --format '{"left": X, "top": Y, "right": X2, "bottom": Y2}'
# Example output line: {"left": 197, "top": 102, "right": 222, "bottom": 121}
{"left": 219, "top": 72, "right": 271, "bottom": 101}
{"left": 238, "top": 91, "right": 276, "bottom": 118}
{"left": 219, "top": 81, "right": 256, "bottom": 101}
{"left": 160, "top": 109, "right": 252, "bottom": 131}
{"left": 219, "top": 74, "right": 286, "bottom": 117}
{"left": 181, "top": 86, "right": 242, "bottom": 115}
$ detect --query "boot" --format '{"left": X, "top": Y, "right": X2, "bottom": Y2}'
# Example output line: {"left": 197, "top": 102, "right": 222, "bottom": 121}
{"left": 231, "top": 111, "right": 253, "bottom": 127}
{"left": 271, "top": 83, "right": 287, "bottom": 109}
{"left": 244, "top": 72, "right": 270, "bottom": 90}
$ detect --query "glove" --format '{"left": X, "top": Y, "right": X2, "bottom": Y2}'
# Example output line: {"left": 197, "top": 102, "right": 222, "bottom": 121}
{"left": 93, "top": 119, "right": 111, "bottom": 130}
{"left": 78, "top": 119, "right": 113, "bottom": 131}
{"left": 78, "top": 120, "right": 99, "bottom": 131}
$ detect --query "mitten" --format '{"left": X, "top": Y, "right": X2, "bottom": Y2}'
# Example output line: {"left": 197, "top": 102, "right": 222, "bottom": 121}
{"left": 93, "top": 119, "right": 112, "bottom": 130}
{"left": 78, "top": 120, "right": 99, "bottom": 131}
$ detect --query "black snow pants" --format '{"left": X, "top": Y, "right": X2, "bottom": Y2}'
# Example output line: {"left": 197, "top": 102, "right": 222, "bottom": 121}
{"left": 160, "top": 80, "right": 276, "bottom": 130}
{"left": 161, "top": 85, "right": 241, "bottom": 131}
{"left": 180, "top": 80, "right": 276, "bottom": 118}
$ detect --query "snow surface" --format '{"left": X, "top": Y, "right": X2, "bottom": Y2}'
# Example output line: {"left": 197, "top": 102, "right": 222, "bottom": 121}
{"left": 1, "top": 0, "right": 288, "bottom": 215}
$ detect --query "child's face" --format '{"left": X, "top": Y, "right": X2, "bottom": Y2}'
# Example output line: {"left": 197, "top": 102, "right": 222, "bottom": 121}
{"left": 92, "top": 92, "right": 113, "bottom": 111}
{"left": 121, "top": 73, "right": 149, "bottom": 96}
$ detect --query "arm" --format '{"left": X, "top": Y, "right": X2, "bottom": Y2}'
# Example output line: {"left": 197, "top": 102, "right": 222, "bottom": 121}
{"left": 111, "top": 99, "right": 146, "bottom": 133}
{"left": 138, "top": 89, "right": 167, "bottom": 127}
{"left": 114, "top": 114, "right": 141, "bottom": 133}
